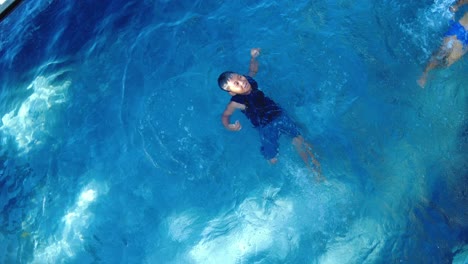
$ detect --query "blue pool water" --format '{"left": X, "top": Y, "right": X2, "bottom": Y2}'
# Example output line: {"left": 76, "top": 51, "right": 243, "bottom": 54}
{"left": 0, "top": 0, "right": 467, "bottom": 263}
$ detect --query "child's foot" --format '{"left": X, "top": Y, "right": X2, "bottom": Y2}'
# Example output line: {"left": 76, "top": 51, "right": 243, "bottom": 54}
{"left": 417, "top": 75, "right": 427, "bottom": 88}
{"left": 315, "top": 173, "right": 326, "bottom": 182}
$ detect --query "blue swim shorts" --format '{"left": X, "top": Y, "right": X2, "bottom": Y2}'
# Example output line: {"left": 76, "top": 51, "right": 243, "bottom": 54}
{"left": 258, "top": 113, "right": 301, "bottom": 160}
{"left": 445, "top": 21, "right": 468, "bottom": 46}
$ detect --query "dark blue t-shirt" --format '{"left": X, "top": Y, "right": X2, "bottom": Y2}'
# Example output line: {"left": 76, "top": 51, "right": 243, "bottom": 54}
{"left": 230, "top": 76, "right": 282, "bottom": 127}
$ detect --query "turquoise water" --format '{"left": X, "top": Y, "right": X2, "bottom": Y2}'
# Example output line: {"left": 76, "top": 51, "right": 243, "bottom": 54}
{"left": 0, "top": 0, "right": 467, "bottom": 263}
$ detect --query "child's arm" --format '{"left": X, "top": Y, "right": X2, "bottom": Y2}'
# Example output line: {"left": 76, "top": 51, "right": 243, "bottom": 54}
{"left": 248, "top": 48, "right": 261, "bottom": 77}
{"left": 222, "top": 101, "right": 244, "bottom": 131}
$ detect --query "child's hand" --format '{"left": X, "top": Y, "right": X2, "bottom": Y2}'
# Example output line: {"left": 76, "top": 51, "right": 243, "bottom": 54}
{"left": 450, "top": 4, "right": 458, "bottom": 12}
{"left": 251, "top": 48, "right": 261, "bottom": 58}
{"left": 227, "top": 120, "right": 242, "bottom": 131}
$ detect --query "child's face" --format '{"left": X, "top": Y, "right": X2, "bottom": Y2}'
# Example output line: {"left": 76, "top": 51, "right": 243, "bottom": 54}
{"left": 225, "top": 74, "right": 252, "bottom": 95}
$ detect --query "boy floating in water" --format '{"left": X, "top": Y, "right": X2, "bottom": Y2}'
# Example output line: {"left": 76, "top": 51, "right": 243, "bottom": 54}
{"left": 417, "top": 0, "right": 468, "bottom": 88}
{"left": 218, "top": 48, "right": 324, "bottom": 181}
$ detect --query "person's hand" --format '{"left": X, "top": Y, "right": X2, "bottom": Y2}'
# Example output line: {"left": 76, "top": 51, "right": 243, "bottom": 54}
{"left": 450, "top": 4, "right": 458, "bottom": 13}
{"left": 268, "top": 157, "right": 278, "bottom": 164}
{"left": 227, "top": 120, "right": 242, "bottom": 131}
{"left": 251, "top": 48, "right": 261, "bottom": 58}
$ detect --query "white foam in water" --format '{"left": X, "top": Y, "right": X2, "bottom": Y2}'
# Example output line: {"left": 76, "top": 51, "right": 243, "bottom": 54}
{"left": 0, "top": 75, "right": 69, "bottom": 154}
{"left": 430, "top": 0, "right": 455, "bottom": 18}
{"left": 187, "top": 189, "right": 298, "bottom": 264}
{"left": 318, "top": 218, "right": 385, "bottom": 263}
{"left": 32, "top": 181, "right": 106, "bottom": 263}
{"left": 167, "top": 211, "right": 199, "bottom": 243}
{"left": 452, "top": 245, "right": 468, "bottom": 264}
{"left": 400, "top": 0, "right": 455, "bottom": 59}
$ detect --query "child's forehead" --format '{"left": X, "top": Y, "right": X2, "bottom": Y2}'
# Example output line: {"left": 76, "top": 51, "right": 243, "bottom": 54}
{"left": 229, "top": 74, "right": 243, "bottom": 80}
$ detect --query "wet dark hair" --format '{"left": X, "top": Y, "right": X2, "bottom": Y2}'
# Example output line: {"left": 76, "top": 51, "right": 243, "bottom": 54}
{"left": 217, "top": 71, "right": 235, "bottom": 91}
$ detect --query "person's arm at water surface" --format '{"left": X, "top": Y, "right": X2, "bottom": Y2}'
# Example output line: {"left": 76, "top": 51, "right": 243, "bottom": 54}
{"left": 451, "top": 0, "right": 468, "bottom": 12}
{"left": 248, "top": 48, "right": 261, "bottom": 77}
{"left": 222, "top": 101, "right": 245, "bottom": 131}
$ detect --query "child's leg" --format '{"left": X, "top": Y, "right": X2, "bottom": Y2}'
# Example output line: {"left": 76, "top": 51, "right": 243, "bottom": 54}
{"left": 446, "top": 41, "right": 466, "bottom": 66}
{"left": 292, "top": 136, "right": 325, "bottom": 181}
{"left": 418, "top": 36, "right": 456, "bottom": 88}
